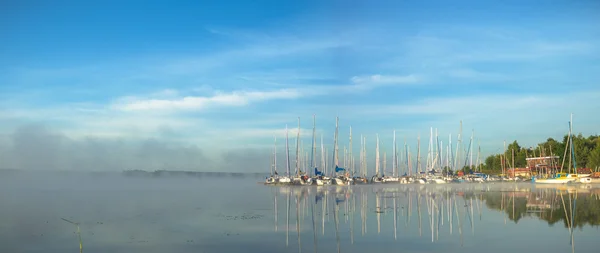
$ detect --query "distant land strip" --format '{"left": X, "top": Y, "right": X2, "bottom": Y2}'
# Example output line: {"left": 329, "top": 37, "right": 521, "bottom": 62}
{"left": 0, "top": 168, "right": 266, "bottom": 178}
{"left": 122, "top": 169, "right": 265, "bottom": 178}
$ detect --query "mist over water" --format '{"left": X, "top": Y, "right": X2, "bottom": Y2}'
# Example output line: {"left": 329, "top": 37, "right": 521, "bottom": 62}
{"left": 0, "top": 124, "right": 275, "bottom": 172}
{"left": 1, "top": 172, "right": 599, "bottom": 253}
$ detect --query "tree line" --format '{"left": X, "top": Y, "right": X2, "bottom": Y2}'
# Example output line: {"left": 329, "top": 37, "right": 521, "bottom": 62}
{"left": 478, "top": 134, "right": 600, "bottom": 174}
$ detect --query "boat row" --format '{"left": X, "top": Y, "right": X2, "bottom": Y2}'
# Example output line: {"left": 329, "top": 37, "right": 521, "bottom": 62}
{"left": 264, "top": 114, "right": 599, "bottom": 186}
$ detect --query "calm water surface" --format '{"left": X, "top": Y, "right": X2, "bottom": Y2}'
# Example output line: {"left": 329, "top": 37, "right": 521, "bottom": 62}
{"left": 1, "top": 172, "right": 599, "bottom": 253}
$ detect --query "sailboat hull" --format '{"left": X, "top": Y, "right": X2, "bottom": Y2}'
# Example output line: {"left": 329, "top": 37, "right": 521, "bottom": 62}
{"left": 382, "top": 177, "right": 400, "bottom": 183}
{"left": 265, "top": 177, "right": 276, "bottom": 184}
{"left": 314, "top": 179, "right": 324, "bottom": 186}
{"left": 277, "top": 177, "right": 292, "bottom": 184}
{"left": 432, "top": 178, "right": 446, "bottom": 184}
{"left": 333, "top": 178, "right": 346, "bottom": 185}
{"left": 534, "top": 178, "right": 575, "bottom": 184}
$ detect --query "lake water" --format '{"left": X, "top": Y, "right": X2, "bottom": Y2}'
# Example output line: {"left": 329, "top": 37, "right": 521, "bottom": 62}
{"left": 1, "top": 172, "right": 599, "bottom": 253}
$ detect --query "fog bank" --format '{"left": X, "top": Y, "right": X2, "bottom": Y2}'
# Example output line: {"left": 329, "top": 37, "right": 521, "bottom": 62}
{"left": 0, "top": 124, "right": 273, "bottom": 172}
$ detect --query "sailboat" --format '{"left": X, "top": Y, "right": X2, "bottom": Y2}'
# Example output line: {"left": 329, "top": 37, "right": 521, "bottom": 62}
{"left": 291, "top": 117, "right": 311, "bottom": 185}
{"left": 265, "top": 136, "right": 278, "bottom": 184}
{"left": 371, "top": 134, "right": 383, "bottom": 183}
{"left": 382, "top": 130, "right": 401, "bottom": 183}
{"left": 535, "top": 114, "right": 581, "bottom": 184}
{"left": 353, "top": 135, "right": 369, "bottom": 184}
{"left": 310, "top": 115, "right": 325, "bottom": 186}
{"left": 331, "top": 117, "right": 352, "bottom": 185}
{"left": 277, "top": 125, "right": 292, "bottom": 184}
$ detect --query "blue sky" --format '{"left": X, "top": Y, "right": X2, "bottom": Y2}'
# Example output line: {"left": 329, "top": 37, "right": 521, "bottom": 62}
{"left": 1, "top": 0, "right": 599, "bottom": 171}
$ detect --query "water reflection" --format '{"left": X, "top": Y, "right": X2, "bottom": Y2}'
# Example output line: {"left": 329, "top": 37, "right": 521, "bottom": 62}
{"left": 2, "top": 175, "right": 599, "bottom": 253}
{"left": 270, "top": 184, "right": 600, "bottom": 253}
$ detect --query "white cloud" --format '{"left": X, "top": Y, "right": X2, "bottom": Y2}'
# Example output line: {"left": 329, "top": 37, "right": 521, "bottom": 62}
{"left": 113, "top": 89, "right": 302, "bottom": 111}
{"left": 350, "top": 74, "right": 418, "bottom": 85}
{"left": 111, "top": 73, "right": 421, "bottom": 112}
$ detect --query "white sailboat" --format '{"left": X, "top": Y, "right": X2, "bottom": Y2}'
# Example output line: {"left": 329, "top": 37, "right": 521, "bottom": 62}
{"left": 383, "top": 130, "right": 401, "bottom": 183}
{"left": 265, "top": 136, "right": 277, "bottom": 184}
{"left": 371, "top": 134, "right": 383, "bottom": 183}
{"left": 278, "top": 125, "right": 292, "bottom": 184}
{"left": 309, "top": 115, "right": 325, "bottom": 186}
{"left": 332, "top": 117, "right": 351, "bottom": 185}
{"left": 292, "top": 117, "right": 310, "bottom": 185}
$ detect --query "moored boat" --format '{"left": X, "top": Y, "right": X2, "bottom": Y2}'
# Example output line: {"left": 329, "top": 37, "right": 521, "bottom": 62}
{"left": 534, "top": 173, "right": 578, "bottom": 184}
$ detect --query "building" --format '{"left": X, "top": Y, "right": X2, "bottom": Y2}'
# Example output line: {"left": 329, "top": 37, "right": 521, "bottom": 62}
{"left": 526, "top": 156, "right": 560, "bottom": 175}
{"left": 508, "top": 168, "right": 531, "bottom": 177}
{"left": 507, "top": 168, "right": 528, "bottom": 177}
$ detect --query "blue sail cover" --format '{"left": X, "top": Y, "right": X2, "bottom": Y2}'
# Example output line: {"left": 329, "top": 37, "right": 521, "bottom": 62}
{"left": 335, "top": 166, "right": 346, "bottom": 172}
{"left": 314, "top": 167, "right": 323, "bottom": 176}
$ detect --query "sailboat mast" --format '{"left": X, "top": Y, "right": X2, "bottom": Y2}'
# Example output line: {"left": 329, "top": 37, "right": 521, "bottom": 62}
{"left": 331, "top": 128, "right": 337, "bottom": 175}
{"left": 402, "top": 139, "right": 406, "bottom": 176}
{"left": 477, "top": 141, "right": 481, "bottom": 172}
{"left": 343, "top": 146, "right": 347, "bottom": 168}
{"left": 436, "top": 128, "right": 441, "bottom": 172}
{"left": 470, "top": 130, "right": 474, "bottom": 171}
{"left": 503, "top": 140, "right": 506, "bottom": 177}
{"left": 286, "top": 125, "right": 291, "bottom": 176}
{"left": 299, "top": 140, "right": 303, "bottom": 173}
{"left": 393, "top": 130, "right": 397, "bottom": 177}
{"left": 274, "top": 136, "right": 277, "bottom": 175}
{"left": 428, "top": 128, "right": 433, "bottom": 171}
{"left": 296, "top": 117, "right": 300, "bottom": 176}
{"left": 417, "top": 134, "right": 421, "bottom": 174}
{"left": 375, "top": 134, "right": 380, "bottom": 176}
{"left": 396, "top": 138, "right": 400, "bottom": 177}
{"left": 349, "top": 126, "right": 353, "bottom": 175}
{"left": 440, "top": 140, "right": 443, "bottom": 173}
{"left": 512, "top": 148, "right": 515, "bottom": 181}
{"left": 434, "top": 128, "right": 442, "bottom": 171}
{"left": 407, "top": 146, "right": 411, "bottom": 175}
{"left": 446, "top": 139, "right": 450, "bottom": 176}
{"left": 449, "top": 134, "right": 453, "bottom": 172}
{"left": 569, "top": 113, "right": 577, "bottom": 173}
{"left": 363, "top": 136, "right": 367, "bottom": 177}
{"left": 455, "top": 121, "right": 462, "bottom": 171}
{"left": 311, "top": 114, "right": 316, "bottom": 170}
{"left": 335, "top": 117, "right": 339, "bottom": 167}
{"left": 360, "top": 135, "right": 363, "bottom": 177}
{"left": 320, "top": 134, "right": 325, "bottom": 175}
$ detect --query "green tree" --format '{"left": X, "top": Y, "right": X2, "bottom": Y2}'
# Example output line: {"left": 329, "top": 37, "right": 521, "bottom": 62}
{"left": 588, "top": 145, "right": 600, "bottom": 170}
{"left": 484, "top": 134, "right": 599, "bottom": 173}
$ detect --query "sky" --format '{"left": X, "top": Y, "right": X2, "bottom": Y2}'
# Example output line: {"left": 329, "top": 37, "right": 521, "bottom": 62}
{"left": 1, "top": 0, "right": 599, "bottom": 172}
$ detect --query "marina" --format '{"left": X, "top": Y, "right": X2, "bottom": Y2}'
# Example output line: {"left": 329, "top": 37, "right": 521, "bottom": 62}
{"left": 264, "top": 115, "right": 600, "bottom": 186}
{"left": 3, "top": 1, "right": 599, "bottom": 253}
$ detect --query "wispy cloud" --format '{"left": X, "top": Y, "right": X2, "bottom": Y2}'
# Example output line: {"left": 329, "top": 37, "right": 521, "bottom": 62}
{"left": 113, "top": 89, "right": 302, "bottom": 111}
{"left": 349, "top": 74, "right": 419, "bottom": 89}
{"left": 111, "top": 73, "right": 421, "bottom": 112}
